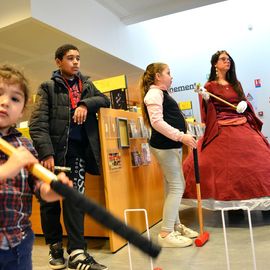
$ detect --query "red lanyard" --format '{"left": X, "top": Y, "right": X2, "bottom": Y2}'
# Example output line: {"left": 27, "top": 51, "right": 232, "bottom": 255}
{"left": 62, "top": 77, "right": 82, "bottom": 109}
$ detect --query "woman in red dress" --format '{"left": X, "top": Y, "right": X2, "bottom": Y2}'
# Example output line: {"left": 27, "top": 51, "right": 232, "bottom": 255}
{"left": 182, "top": 50, "right": 270, "bottom": 211}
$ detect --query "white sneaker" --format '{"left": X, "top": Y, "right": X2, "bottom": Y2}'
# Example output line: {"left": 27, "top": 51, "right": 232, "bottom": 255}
{"left": 158, "top": 231, "right": 193, "bottom": 248}
{"left": 175, "top": 224, "right": 199, "bottom": 239}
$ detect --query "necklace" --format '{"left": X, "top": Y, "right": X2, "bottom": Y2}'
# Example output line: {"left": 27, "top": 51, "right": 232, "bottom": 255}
{"left": 217, "top": 80, "right": 229, "bottom": 90}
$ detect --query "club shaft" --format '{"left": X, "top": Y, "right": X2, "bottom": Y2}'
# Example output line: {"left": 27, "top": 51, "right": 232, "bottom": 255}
{"left": 0, "top": 137, "right": 161, "bottom": 258}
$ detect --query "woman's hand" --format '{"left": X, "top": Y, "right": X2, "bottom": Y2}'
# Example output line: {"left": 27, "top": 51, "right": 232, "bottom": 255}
{"left": 200, "top": 87, "right": 210, "bottom": 101}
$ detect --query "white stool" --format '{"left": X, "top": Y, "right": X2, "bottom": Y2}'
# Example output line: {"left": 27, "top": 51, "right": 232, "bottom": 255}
{"left": 221, "top": 206, "right": 257, "bottom": 270}
{"left": 124, "top": 208, "right": 154, "bottom": 270}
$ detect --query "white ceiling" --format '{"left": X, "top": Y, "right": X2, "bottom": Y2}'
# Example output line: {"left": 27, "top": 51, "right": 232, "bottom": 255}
{"left": 95, "top": 0, "right": 226, "bottom": 24}
{"left": 0, "top": 0, "right": 225, "bottom": 114}
{"left": 0, "top": 18, "right": 143, "bottom": 108}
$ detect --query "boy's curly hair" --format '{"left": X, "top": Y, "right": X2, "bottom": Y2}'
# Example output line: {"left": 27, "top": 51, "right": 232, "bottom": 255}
{"left": 0, "top": 64, "right": 30, "bottom": 106}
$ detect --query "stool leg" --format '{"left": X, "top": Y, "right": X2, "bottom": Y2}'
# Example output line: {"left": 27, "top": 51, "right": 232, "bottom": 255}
{"left": 221, "top": 209, "right": 231, "bottom": 270}
{"left": 246, "top": 208, "right": 257, "bottom": 270}
{"left": 221, "top": 207, "right": 257, "bottom": 270}
{"left": 124, "top": 209, "right": 133, "bottom": 270}
{"left": 124, "top": 209, "right": 154, "bottom": 270}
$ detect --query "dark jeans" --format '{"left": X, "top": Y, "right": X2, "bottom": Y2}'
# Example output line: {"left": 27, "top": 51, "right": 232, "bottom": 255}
{"left": 0, "top": 229, "right": 34, "bottom": 270}
{"left": 40, "top": 140, "right": 87, "bottom": 253}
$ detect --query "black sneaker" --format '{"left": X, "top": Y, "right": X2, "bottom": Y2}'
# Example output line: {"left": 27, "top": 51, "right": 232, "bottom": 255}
{"left": 67, "top": 249, "right": 108, "bottom": 270}
{"left": 49, "top": 242, "right": 66, "bottom": 270}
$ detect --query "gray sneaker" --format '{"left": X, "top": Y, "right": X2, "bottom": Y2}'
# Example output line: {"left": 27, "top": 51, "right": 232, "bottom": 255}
{"left": 49, "top": 242, "right": 66, "bottom": 269}
{"left": 158, "top": 231, "right": 193, "bottom": 248}
{"left": 175, "top": 224, "right": 199, "bottom": 239}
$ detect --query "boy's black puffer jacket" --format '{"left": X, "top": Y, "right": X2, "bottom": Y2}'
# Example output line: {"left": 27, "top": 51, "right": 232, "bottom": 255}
{"left": 29, "top": 70, "right": 110, "bottom": 175}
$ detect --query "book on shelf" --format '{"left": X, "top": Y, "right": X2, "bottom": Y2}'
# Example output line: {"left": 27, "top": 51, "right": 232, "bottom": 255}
{"left": 131, "top": 150, "right": 142, "bottom": 167}
{"left": 116, "top": 117, "right": 130, "bottom": 148}
{"left": 103, "top": 116, "right": 110, "bottom": 138}
{"left": 110, "top": 117, "right": 117, "bottom": 137}
{"left": 110, "top": 89, "right": 127, "bottom": 110}
{"left": 139, "top": 116, "right": 150, "bottom": 139}
{"left": 129, "top": 119, "right": 139, "bottom": 138}
{"left": 141, "top": 142, "right": 151, "bottom": 165}
{"left": 108, "top": 151, "right": 122, "bottom": 170}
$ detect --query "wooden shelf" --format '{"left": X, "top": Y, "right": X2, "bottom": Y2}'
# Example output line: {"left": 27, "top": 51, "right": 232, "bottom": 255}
{"left": 99, "top": 108, "right": 164, "bottom": 252}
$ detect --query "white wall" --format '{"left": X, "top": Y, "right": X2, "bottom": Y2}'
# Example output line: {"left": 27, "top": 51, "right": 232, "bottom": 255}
{"left": 30, "top": 0, "right": 158, "bottom": 65}
{"left": 30, "top": 0, "right": 270, "bottom": 138}
{"left": 128, "top": 0, "right": 270, "bottom": 138}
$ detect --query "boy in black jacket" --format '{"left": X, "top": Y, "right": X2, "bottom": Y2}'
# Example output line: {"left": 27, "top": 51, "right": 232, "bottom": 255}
{"left": 30, "top": 44, "right": 110, "bottom": 270}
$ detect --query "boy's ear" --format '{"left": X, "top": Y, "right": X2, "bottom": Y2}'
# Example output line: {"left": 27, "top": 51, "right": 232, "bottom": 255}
{"left": 55, "top": 58, "right": 61, "bottom": 67}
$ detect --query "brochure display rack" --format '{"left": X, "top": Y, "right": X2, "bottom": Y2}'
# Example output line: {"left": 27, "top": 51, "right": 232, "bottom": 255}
{"left": 98, "top": 108, "right": 164, "bottom": 252}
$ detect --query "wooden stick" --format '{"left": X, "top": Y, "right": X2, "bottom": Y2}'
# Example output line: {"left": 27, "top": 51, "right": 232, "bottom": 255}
{"left": 0, "top": 137, "right": 57, "bottom": 183}
{"left": 207, "top": 92, "right": 237, "bottom": 109}
{"left": 195, "top": 88, "right": 237, "bottom": 109}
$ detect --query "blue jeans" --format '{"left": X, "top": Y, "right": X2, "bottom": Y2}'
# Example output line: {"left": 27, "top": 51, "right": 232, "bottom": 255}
{"left": 0, "top": 229, "right": 34, "bottom": 270}
{"left": 150, "top": 147, "right": 185, "bottom": 232}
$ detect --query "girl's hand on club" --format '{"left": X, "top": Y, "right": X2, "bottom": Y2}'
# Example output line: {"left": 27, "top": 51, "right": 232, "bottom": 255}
{"left": 181, "top": 134, "right": 197, "bottom": 149}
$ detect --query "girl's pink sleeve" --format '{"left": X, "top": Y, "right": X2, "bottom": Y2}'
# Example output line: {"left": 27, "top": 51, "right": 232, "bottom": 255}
{"left": 144, "top": 88, "right": 184, "bottom": 142}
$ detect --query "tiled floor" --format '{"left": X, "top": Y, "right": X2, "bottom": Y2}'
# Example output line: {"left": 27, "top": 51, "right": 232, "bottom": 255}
{"left": 33, "top": 206, "right": 270, "bottom": 270}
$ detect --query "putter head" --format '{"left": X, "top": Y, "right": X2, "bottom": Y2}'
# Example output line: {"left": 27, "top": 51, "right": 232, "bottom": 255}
{"left": 195, "top": 231, "right": 210, "bottom": 247}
